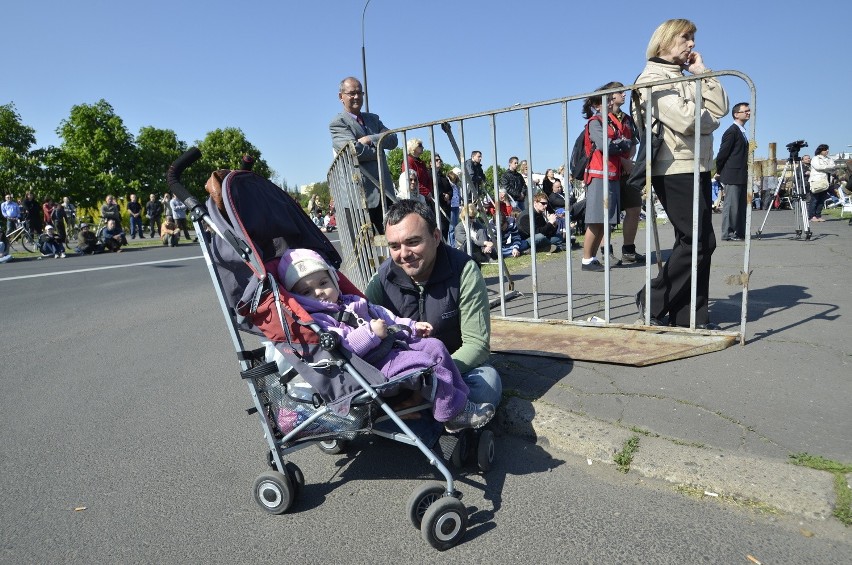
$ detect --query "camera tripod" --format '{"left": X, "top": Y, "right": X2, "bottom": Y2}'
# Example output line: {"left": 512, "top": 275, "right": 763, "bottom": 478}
{"left": 755, "top": 145, "right": 811, "bottom": 240}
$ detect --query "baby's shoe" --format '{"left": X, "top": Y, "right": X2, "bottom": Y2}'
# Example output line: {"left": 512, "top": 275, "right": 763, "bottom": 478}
{"left": 445, "top": 400, "right": 495, "bottom": 433}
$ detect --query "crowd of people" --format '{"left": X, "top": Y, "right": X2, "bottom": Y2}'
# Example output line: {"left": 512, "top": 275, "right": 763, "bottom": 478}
{"left": 328, "top": 18, "right": 852, "bottom": 334}
{"left": 0, "top": 191, "right": 200, "bottom": 261}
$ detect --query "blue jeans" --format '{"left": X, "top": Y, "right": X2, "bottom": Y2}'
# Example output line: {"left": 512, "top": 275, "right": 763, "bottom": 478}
{"left": 448, "top": 207, "right": 460, "bottom": 247}
{"left": 129, "top": 216, "right": 143, "bottom": 237}
{"left": 532, "top": 232, "right": 563, "bottom": 251}
{"left": 808, "top": 191, "right": 829, "bottom": 218}
{"left": 462, "top": 364, "right": 502, "bottom": 407}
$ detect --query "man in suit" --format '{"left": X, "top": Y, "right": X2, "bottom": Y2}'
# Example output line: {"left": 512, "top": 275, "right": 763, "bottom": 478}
{"left": 329, "top": 76, "right": 398, "bottom": 234}
{"left": 715, "top": 102, "right": 751, "bottom": 241}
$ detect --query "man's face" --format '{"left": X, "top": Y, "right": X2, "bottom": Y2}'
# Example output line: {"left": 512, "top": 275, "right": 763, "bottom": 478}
{"left": 385, "top": 213, "right": 441, "bottom": 283}
{"left": 472, "top": 152, "right": 482, "bottom": 164}
{"left": 107, "top": 196, "right": 115, "bottom": 204}
{"left": 339, "top": 79, "right": 364, "bottom": 115}
{"left": 150, "top": 194, "right": 156, "bottom": 201}
{"left": 508, "top": 159, "right": 519, "bottom": 171}
{"left": 553, "top": 181, "right": 563, "bottom": 193}
{"left": 130, "top": 194, "right": 137, "bottom": 202}
{"left": 735, "top": 105, "right": 751, "bottom": 123}
{"left": 803, "top": 156, "right": 811, "bottom": 165}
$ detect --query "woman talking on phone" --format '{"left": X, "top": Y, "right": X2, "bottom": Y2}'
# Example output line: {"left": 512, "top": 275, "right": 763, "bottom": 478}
{"left": 632, "top": 18, "right": 729, "bottom": 330}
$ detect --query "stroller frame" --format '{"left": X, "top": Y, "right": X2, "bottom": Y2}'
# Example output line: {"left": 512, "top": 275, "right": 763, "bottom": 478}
{"left": 167, "top": 148, "right": 488, "bottom": 550}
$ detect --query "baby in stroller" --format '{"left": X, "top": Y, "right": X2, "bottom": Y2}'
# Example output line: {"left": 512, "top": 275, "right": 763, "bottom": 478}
{"left": 277, "top": 247, "right": 494, "bottom": 433}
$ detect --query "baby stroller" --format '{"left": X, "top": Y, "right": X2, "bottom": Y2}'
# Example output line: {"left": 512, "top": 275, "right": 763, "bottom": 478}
{"left": 166, "top": 149, "right": 495, "bottom": 550}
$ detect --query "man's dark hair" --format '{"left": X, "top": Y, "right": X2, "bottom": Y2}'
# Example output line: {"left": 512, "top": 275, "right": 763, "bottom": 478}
{"left": 731, "top": 102, "right": 749, "bottom": 118}
{"left": 470, "top": 150, "right": 481, "bottom": 158}
{"left": 384, "top": 199, "right": 438, "bottom": 233}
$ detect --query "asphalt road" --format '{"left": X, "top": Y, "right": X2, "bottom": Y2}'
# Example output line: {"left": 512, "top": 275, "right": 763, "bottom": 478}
{"left": 1, "top": 244, "right": 849, "bottom": 562}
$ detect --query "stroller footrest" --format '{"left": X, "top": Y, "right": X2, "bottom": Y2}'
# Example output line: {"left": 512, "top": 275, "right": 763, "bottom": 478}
{"left": 241, "top": 361, "right": 279, "bottom": 380}
{"left": 236, "top": 347, "right": 267, "bottom": 363}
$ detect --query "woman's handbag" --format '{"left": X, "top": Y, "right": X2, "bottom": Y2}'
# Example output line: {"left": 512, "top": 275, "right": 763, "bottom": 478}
{"left": 809, "top": 175, "right": 830, "bottom": 193}
{"left": 625, "top": 86, "right": 663, "bottom": 194}
{"left": 624, "top": 119, "right": 663, "bottom": 194}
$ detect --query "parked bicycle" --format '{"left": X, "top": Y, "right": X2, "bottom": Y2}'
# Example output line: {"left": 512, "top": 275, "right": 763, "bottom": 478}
{"left": 6, "top": 219, "right": 35, "bottom": 252}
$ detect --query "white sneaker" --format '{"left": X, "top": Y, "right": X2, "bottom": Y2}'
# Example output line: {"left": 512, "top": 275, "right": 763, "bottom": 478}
{"left": 60, "top": 252, "right": 66, "bottom": 258}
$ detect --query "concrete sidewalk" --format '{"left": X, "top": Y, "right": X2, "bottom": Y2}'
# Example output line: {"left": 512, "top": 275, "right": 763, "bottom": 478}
{"left": 487, "top": 208, "right": 851, "bottom": 523}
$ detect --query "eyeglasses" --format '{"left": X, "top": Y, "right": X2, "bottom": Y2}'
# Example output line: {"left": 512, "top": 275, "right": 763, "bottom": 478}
{"left": 736, "top": 109, "right": 751, "bottom": 114}
{"left": 343, "top": 91, "right": 364, "bottom": 97}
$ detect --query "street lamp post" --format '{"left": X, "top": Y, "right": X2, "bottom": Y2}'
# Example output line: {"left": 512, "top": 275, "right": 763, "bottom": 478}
{"left": 361, "top": 0, "right": 372, "bottom": 113}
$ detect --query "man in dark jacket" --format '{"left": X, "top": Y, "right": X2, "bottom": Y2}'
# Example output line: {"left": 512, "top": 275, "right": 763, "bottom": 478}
{"left": 715, "top": 103, "right": 750, "bottom": 240}
{"left": 146, "top": 193, "right": 163, "bottom": 238}
{"left": 518, "top": 191, "right": 563, "bottom": 252}
{"left": 463, "top": 150, "right": 486, "bottom": 199}
{"left": 499, "top": 156, "right": 527, "bottom": 210}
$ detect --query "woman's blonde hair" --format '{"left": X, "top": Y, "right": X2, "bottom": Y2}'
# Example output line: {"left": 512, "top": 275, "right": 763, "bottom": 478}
{"left": 645, "top": 18, "right": 696, "bottom": 60}
{"left": 459, "top": 203, "right": 478, "bottom": 219}
{"left": 406, "top": 138, "right": 423, "bottom": 155}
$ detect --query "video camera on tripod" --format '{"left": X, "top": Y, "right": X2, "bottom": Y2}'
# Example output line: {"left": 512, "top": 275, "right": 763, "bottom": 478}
{"left": 785, "top": 140, "right": 808, "bottom": 160}
{"left": 756, "top": 139, "right": 812, "bottom": 240}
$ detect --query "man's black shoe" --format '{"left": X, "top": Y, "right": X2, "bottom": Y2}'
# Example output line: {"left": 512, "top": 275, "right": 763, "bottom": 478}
{"left": 696, "top": 323, "right": 721, "bottom": 330}
{"left": 635, "top": 290, "right": 666, "bottom": 326}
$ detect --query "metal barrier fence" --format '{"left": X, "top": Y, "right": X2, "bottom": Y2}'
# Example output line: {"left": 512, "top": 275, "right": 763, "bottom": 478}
{"left": 327, "top": 71, "right": 756, "bottom": 344}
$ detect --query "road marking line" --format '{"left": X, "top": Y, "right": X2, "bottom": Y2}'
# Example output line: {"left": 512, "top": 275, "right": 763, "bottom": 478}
{"left": 0, "top": 255, "right": 204, "bottom": 282}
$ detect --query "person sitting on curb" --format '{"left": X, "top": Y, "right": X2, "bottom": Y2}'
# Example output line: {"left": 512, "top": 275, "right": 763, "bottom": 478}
{"left": 101, "top": 219, "right": 127, "bottom": 253}
{"left": 38, "top": 225, "right": 66, "bottom": 258}
{"left": 76, "top": 223, "right": 103, "bottom": 254}
{"left": 490, "top": 214, "right": 530, "bottom": 258}
{"left": 160, "top": 216, "right": 180, "bottom": 247}
{"left": 454, "top": 203, "right": 496, "bottom": 266}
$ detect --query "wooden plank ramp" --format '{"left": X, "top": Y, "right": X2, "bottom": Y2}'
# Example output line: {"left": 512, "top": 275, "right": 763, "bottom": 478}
{"left": 490, "top": 318, "right": 737, "bottom": 367}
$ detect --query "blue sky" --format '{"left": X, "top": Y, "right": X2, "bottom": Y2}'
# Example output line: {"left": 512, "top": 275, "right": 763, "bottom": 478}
{"left": 4, "top": 1, "right": 849, "bottom": 189}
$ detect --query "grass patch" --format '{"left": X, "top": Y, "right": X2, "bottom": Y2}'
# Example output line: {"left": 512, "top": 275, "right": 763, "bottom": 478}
{"left": 789, "top": 452, "right": 852, "bottom": 526}
{"left": 629, "top": 426, "right": 659, "bottom": 438}
{"left": 613, "top": 435, "right": 640, "bottom": 473}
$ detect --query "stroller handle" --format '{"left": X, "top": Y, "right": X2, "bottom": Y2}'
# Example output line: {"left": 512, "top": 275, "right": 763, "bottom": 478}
{"left": 166, "top": 147, "right": 203, "bottom": 209}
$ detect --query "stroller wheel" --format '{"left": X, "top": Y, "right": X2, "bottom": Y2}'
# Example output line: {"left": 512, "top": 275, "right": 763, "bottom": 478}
{"left": 253, "top": 471, "right": 295, "bottom": 515}
{"left": 285, "top": 461, "right": 305, "bottom": 497}
{"left": 420, "top": 496, "right": 468, "bottom": 550}
{"left": 450, "top": 431, "right": 469, "bottom": 468}
{"left": 316, "top": 438, "right": 347, "bottom": 455}
{"left": 476, "top": 429, "right": 496, "bottom": 472}
{"left": 407, "top": 481, "right": 446, "bottom": 529}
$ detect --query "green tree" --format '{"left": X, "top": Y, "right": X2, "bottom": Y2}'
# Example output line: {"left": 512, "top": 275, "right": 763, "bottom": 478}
{"left": 483, "top": 164, "right": 501, "bottom": 195}
{"left": 134, "top": 126, "right": 187, "bottom": 197}
{"left": 0, "top": 103, "right": 37, "bottom": 197}
{"left": 28, "top": 146, "right": 68, "bottom": 201}
{"left": 180, "top": 128, "right": 272, "bottom": 198}
{"left": 304, "top": 181, "right": 330, "bottom": 209}
{"left": 57, "top": 99, "right": 135, "bottom": 204}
